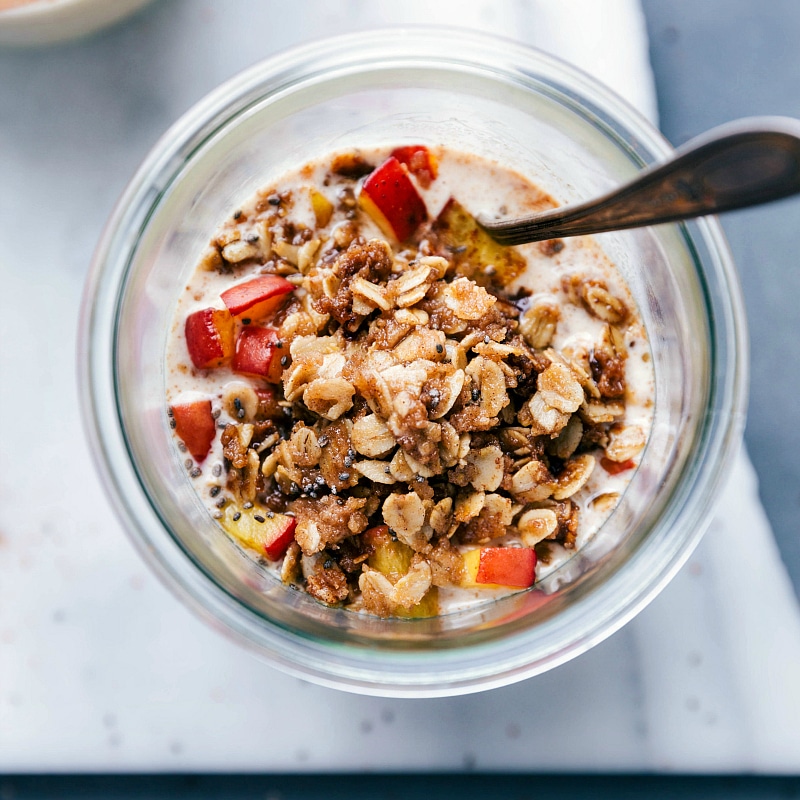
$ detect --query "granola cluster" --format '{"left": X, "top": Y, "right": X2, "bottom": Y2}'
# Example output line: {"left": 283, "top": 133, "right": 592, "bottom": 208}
{"left": 214, "top": 225, "right": 643, "bottom": 615}
{"left": 167, "top": 145, "right": 654, "bottom": 618}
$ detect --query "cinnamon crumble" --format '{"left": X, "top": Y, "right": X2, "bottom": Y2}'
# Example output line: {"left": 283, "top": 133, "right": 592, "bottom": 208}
{"left": 166, "top": 145, "right": 653, "bottom": 617}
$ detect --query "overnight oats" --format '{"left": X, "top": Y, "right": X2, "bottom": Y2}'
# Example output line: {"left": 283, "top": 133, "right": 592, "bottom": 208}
{"left": 165, "top": 145, "right": 654, "bottom": 618}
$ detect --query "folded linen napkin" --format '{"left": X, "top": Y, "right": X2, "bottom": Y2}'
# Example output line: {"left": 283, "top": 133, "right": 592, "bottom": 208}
{"left": 2, "top": 0, "right": 800, "bottom": 773}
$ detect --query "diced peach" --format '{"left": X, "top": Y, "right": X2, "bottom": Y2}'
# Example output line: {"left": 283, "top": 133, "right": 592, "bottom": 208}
{"left": 364, "top": 524, "right": 438, "bottom": 617}
{"left": 310, "top": 188, "right": 334, "bottom": 227}
{"left": 365, "top": 525, "right": 412, "bottom": 583}
{"left": 184, "top": 308, "right": 235, "bottom": 369}
{"left": 432, "top": 198, "right": 526, "bottom": 287}
{"left": 170, "top": 399, "right": 216, "bottom": 463}
{"left": 221, "top": 504, "right": 297, "bottom": 561}
{"left": 232, "top": 326, "right": 284, "bottom": 383}
{"left": 600, "top": 457, "right": 636, "bottom": 475}
{"left": 220, "top": 275, "right": 295, "bottom": 321}
{"left": 398, "top": 587, "right": 439, "bottom": 618}
{"left": 462, "top": 547, "right": 537, "bottom": 589}
{"left": 390, "top": 145, "right": 438, "bottom": 188}
{"left": 359, "top": 156, "right": 428, "bottom": 242}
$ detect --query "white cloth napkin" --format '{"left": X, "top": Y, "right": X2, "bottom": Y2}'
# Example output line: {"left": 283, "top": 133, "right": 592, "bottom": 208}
{"left": 2, "top": 0, "right": 800, "bottom": 773}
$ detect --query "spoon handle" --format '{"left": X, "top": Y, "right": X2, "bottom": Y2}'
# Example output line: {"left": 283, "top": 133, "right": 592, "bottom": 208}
{"left": 482, "top": 117, "right": 800, "bottom": 245}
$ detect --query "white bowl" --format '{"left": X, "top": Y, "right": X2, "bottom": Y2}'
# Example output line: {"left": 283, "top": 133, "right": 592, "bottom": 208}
{"left": 0, "top": 0, "right": 153, "bottom": 46}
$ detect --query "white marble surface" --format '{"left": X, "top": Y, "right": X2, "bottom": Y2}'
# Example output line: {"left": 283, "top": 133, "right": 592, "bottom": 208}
{"left": 1, "top": 0, "right": 800, "bottom": 774}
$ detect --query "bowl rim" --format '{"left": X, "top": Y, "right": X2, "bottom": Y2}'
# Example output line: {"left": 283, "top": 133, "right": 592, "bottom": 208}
{"left": 79, "top": 26, "right": 749, "bottom": 697}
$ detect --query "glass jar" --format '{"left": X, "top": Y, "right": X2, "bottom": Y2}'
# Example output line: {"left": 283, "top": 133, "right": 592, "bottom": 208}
{"left": 80, "top": 28, "right": 747, "bottom": 697}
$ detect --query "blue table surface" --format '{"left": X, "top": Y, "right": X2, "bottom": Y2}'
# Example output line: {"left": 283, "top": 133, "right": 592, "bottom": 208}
{"left": 2, "top": 0, "right": 799, "bottom": 796}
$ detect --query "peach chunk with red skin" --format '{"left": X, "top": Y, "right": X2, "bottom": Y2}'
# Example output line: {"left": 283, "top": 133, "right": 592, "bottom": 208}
{"left": 232, "top": 326, "right": 284, "bottom": 383}
{"left": 600, "top": 456, "right": 636, "bottom": 475}
{"left": 221, "top": 505, "right": 297, "bottom": 561}
{"left": 390, "top": 145, "right": 438, "bottom": 188}
{"left": 261, "top": 516, "right": 297, "bottom": 560}
{"left": 476, "top": 547, "right": 537, "bottom": 588}
{"left": 184, "top": 308, "right": 235, "bottom": 369}
{"left": 170, "top": 399, "right": 216, "bottom": 463}
{"left": 221, "top": 275, "right": 295, "bottom": 321}
{"left": 359, "top": 156, "right": 428, "bottom": 242}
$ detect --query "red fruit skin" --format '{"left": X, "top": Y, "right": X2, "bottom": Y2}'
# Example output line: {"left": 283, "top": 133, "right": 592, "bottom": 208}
{"left": 263, "top": 516, "right": 298, "bottom": 560}
{"left": 221, "top": 275, "right": 295, "bottom": 320}
{"left": 476, "top": 547, "right": 537, "bottom": 588}
{"left": 359, "top": 156, "right": 428, "bottom": 241}
{"left": 600, "top": 457, "right": 636, "bottom": 475}
{"left": 232, "top": 327, "right": 284, "bottom": 383}
{"left": 170, "top": 400, "right": 216, "bottom": 463}
{"left": 390, "top": 145, "right": 438, "bottom": 188}
{"left": 362, "top": 524, "right": 391, "bottom": 547}
{"left": 184, "top": 308, "right": 235, "bottom": 369}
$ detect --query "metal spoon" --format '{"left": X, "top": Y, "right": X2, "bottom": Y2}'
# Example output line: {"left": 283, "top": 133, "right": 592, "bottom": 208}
{"left": 481, "top": 117, "right": 800, "bottom": 246}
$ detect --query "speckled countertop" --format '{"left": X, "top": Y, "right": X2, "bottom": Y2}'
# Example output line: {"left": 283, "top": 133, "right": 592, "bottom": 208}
{"left": 1, "top": 0, "right": 800, "bottom": 774}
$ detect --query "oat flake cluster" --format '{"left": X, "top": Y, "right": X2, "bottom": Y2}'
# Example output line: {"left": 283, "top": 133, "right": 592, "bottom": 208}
{"left": 169, "top": 147, "right": 649, "bottom": 618}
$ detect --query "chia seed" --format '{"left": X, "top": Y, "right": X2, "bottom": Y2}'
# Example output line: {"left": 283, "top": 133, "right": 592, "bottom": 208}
{"left": 243, "top": 501, "right": 254, "bottom": 510}
{"left": 242, "top": 318, "right": 251, "bottom": 326}
{"left": 213, "top": 511, "right": 223, "bottom": 520}
{"left": 267, "top": 194, "right": 281, "bottom": 206}
{"left": 211, "top": 408, "right": 221, "bottom": 419}
{"left": 184, "top": 459, "right": 193, "bottom": 469}
{"left": 212, "top": 464, "right": 222, "bottom": 477}
{"left": 267, "top": 511, "right": 275, "bottom": 519}
{"left": 190, "top": 468, "right": 201, "bottom": 478}
{"left": 323, "top": 559, "right": 333, "bottom": 569}
{"left": 233, "top": 209, "right": 242, "bottom": 220}
{"left": 338, "top": 472, "right": 350, "bottom": 482}
{"left": 471, "top": 388, "right": 481, "bottom": 402}
{"left": 177, "top": 442, "right": 187, "bottom": 452}
{"left": 281, "top": 356, "right": 289, "bottom": 366}
{"left": 343, "top": 456, "right": 353, "bottom": 468}
{"left": 216, "top": 498, "right": 226, "bottom": 509}
{"left": 254, "top": 515, "right": 266, "bottom": 523}
{"left": 245, "top": 233, "right": 260, "bottom": 243}
{"left": 209, "top": 485, "right": 221, "bottom": 497}
{"left": 276, "top": 340, "right": 283, "bottom": 349}
{"left": 232, "top": 512, "right": 241, "bottom": 522}
{"left": 318, "top": 435, "right": 329, "bottom": 447}
{"left": 169, "top": 419, "right": 176, "bottom": 429}
{"left": 436, "top": 344, "right": 444, "bottom": 354}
